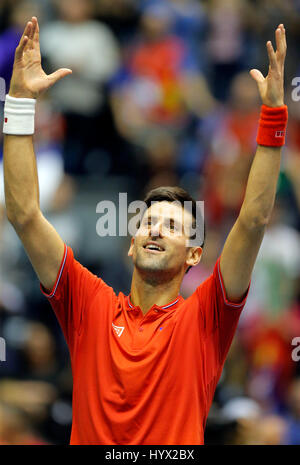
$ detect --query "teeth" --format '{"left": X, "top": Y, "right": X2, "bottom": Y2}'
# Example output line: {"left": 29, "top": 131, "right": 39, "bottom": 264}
{"left": 145, "top": 245, "right": 163, "bottom": 251}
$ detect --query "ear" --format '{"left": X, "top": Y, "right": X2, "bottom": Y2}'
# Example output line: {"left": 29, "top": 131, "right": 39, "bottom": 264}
{"left": 128, "top": 237, "right": 135, "bottom": 257}
{"left": 186, "top": 247, "right": 202, "bottom": 268}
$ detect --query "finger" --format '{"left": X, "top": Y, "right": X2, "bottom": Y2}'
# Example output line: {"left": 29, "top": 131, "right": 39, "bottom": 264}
{"left": 28, "top": 17, "right": 37, "bottom": 48}
{"left": 266, "top": 40, "right": 277, "bottom": 70}
{"left": 15, "top": 35, "right": 29, "bottom": 60}
{"left": 281, "top": 24, "right": 287, "bottom": 50}
{"left": 275, "top": 25, "right": 286, "bottom": 61}
{"left": 249, "top": 68, "right": 266, "bottom": 96}
{"left": 47, "top": 68, "right": 73, "bottom": 87}
{"left": 278, "top": 24, "right": 287, "bottom": 61}
{"left": 249, "top": 68, "right": 265, "bottom": 83}
{"left": 15, "top": 22, "right": 32, "bottom": 60}
{"left": 33, "top": 17, "right": 40, "bottom": 45}
{"left": 18, "top": 20, "right": 31, "bottom": 46}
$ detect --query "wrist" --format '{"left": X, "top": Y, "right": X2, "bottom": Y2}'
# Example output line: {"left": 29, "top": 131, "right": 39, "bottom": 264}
{"left": 262, "top": 102, "right": 285, "bottom": 108}
{"left": 257, "top": 104, "right": 288, "bottom": 147}
{"left": 9, "top": 90, "right": 36, "bottom": 99}
{"left": 3, "top": 94, "right": 36, "bottom": 135}
{"left": 8, "top": 83, "right": 36, "bottom": 99}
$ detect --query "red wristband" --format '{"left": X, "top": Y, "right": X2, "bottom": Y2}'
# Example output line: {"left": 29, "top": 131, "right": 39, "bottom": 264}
{"left": 256, "top": 104, "right": 288, "bottom": 147}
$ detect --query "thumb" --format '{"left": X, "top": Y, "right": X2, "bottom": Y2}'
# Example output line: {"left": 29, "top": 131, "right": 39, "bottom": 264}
{"left": 47, "top": 68, "right": 72, "bottom": 86}
{"left": 249, "top": 68, "right": 265, "bottom": 90}
{"left": 250, "top": 69, "right": 266, "bottom": 97}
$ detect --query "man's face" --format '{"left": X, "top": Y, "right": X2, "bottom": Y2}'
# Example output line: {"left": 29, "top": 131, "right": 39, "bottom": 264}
{"left": 128, "top": 201, "right": 201, "bottom": 281}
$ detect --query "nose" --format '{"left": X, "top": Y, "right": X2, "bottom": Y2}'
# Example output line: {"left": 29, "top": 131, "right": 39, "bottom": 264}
{"left": 149, "top": 219, "right": 163, "bottom": 238}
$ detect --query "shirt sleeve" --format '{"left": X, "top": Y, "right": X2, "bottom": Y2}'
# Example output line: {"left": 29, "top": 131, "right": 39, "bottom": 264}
{"left": 40, "top": 244, "right": 107, "bottom": 354}
{"left": 196, "top": 257, "right": 250, "bottom": 366}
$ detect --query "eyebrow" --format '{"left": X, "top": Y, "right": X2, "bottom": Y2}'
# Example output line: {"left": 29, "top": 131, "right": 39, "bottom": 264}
{"left": 142, "top": 215, "right": 184, "bottom": 226}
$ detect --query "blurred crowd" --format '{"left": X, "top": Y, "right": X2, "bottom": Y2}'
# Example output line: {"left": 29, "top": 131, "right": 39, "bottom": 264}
{"left": 1, "top": 0, "right": 300, "bottom": 445}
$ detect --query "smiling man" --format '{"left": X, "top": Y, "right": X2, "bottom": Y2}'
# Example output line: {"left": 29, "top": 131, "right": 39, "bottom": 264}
{"left": 3, "top": 17, "right": 288, "bottom": 444}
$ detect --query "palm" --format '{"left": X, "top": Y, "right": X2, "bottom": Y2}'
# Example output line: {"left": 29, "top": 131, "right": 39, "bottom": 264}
{"left": 10, "top": 17, "right": 72, "bottom": 99}
{"left": 22, "top": 51, "right": 48, "bottom": 96}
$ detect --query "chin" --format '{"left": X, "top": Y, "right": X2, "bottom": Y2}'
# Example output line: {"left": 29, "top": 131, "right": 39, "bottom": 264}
{"left": 135, "top": 259, "right": 167, "bottom": 273}
{"left": 135, "top": 255, "right": 183, "bottom": 281}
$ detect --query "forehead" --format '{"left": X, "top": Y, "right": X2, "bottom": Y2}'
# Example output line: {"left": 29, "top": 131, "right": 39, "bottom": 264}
{"left": 144, "top": 201, "right": 193, "bottom": 224}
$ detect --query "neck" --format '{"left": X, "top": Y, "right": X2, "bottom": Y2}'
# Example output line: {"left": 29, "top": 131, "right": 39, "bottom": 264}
{"left": 130, "top": 267, "right": 183, "bottom": 315}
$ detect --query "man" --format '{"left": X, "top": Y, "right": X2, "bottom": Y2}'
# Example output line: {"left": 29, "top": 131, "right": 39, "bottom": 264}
{"left": 3, "top": 17, "right": 287, "bottom": 444}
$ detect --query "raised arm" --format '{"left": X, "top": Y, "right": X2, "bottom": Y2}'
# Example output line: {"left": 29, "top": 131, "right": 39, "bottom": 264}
{"left": 219, "top": 24, "right": 287, "bottom": 302}
{"left": 3, "top": 17, "right": 72, "bottom": 292}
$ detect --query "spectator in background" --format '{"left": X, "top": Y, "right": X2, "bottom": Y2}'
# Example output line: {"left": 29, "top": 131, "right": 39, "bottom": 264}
{"left": 205, "top": 0, "right": 255, "bottom": 101}
{"left": 254, "top": 0, "right": 300, "bottom": 78}
{"left": 284, "top": 377, "right": 300, "bottom": 444}
{"left": 245, "top": 324, "right": 295, "bottom": 412}
{"left": 220, "top": 397, "right": 289, "bottom": 444}
{"left": 202, "top": 71, "right": 260, "bottom": 226}
{"left": 141, "top": 0, "right": 208, "bottom": 69}
{"left": 0, "top": 401, "right": 50, "bottom": 444}
{"left": 19, "top": 321, "right": 59, "bottom": 381}
{"left": 284, "top": 93, "right": 300, "bottom": 229}
{"left": 244, "top": 201, "right": 300, "bottom": 323}
{"left": 220, "top": 396, "right": 262, "bottom": 444}
{"left": 111, "top": 1, "right": 214, "bottom": 135}
{"left": 0, "top": 319, "right": 73, "bottom": 444}
{"left": 110, "top": 1, "right": 215, "bottom": 192}
{"left": 95, "top": 0, "right": 140, "bottom": 44}
{"left": 40, "top": 0, "right": 121, "bottom": 177}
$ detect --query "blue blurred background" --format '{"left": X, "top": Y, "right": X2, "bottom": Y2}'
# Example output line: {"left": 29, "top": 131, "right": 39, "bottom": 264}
{"left": 1, "top": 0, "right": 300, "bottom": 445}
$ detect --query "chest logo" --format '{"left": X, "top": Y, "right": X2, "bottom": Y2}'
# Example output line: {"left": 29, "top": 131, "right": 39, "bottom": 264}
{"left": 112, "top": 322, "right": 125, "bottom": 338}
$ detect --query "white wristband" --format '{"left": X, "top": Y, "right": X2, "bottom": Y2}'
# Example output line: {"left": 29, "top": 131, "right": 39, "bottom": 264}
{"left": 3, "top": 94, "right": 36, "bottom": 135}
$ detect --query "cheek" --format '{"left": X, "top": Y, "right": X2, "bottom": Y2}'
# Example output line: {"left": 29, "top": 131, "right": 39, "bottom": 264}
{"left": 171, "top": 239, "right": 188, "bottom": 260}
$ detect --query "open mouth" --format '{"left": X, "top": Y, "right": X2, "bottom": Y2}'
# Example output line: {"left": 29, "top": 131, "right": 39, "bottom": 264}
{"left": 143, "top": 243, "right": 165, "bottom": 253}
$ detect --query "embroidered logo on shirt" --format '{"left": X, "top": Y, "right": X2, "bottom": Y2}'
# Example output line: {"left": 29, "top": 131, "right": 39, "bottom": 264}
{"left": 112, "top": 323, "right": 125, "bottom": 338}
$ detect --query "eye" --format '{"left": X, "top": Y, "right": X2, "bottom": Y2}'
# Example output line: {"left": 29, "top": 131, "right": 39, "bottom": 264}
{"left": 164, "top": 220, "right": 180, "bottom": 233}
{"left": 141, "top": 217, "right": 150, "bottom": 227}
{"left": 147, "top": 219, "right": 154, "bottom": 229}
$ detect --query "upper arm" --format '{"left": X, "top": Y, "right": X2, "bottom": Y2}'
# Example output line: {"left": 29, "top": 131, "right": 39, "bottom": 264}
{"left": 16, "top": 210, "right": 65, "bottom": 292}
{"left": 195, "top": 259, "right": 247, "bottom": 370}
{"left": 219, "top": 216, "right": 265, "bottom": 302}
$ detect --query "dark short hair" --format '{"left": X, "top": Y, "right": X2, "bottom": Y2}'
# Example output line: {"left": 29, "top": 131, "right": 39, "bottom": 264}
{"left": 142, "top": 186, "right": 205, "bottom": 273}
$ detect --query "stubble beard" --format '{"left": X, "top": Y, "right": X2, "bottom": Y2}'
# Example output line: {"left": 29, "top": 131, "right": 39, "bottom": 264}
{"left": 133, "top": 248, "right": 182, "bottom": 286}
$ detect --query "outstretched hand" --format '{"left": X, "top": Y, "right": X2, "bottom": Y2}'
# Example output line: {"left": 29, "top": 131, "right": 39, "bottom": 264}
{"left": 9, "top": 16, "right": 72, "bottom": 99}
{"left": 250, "top": 24, "right": 286, "bottom": 108}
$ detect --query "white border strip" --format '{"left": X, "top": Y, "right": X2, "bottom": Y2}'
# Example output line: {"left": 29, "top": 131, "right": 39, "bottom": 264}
{"left": 161, "top": 298, "right": 180, "bottom": 309}
{"left": 47, "top": 247, "right": 68, "bottom": 299}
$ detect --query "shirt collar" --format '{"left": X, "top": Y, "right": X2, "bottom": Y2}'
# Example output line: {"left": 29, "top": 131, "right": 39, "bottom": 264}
{"left": 126, "top": 294, "right": 183, "bottom": 313}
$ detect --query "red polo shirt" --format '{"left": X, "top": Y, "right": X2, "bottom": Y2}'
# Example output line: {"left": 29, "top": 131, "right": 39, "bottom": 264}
{"left": 41, "top": 245, "right": 249, "bottom": 445}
